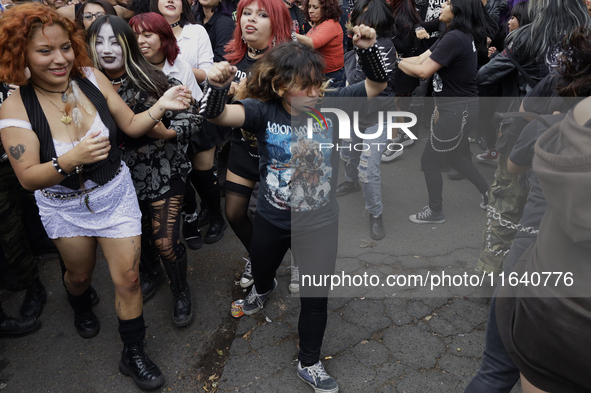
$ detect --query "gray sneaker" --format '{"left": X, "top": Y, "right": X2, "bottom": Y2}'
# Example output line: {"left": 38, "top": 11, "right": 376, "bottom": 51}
{"left": 240, "top": 257, "right": 254, "bottom": 288}
{"left": 242, "top": 279, "right": 277, "bottom": 315}
{"left": 289, "top": 266, "right": 299, "bottom": 293}
{"left": 409, "top": 206, "right": 445, "bottom": 224}
{"left": 297, "top": 361, "right": 339, "bottom": 393}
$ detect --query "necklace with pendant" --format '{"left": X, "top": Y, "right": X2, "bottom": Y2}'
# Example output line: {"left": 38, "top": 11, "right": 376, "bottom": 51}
{"left": 32, "top": 80, "right": 70, "bottom": 103}
{"left": 35, "top": 87, "right": 73, "bottom": 124}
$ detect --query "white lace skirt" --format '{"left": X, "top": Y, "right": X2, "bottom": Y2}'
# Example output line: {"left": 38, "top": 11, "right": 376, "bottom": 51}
{"left": 35, "top": 163, "right": 142, "bottom": 239}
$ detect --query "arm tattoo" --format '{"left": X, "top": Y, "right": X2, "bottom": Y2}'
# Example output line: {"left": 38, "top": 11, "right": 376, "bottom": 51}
{"left": 9, "top": 144, "right": 25, "bottom": 161}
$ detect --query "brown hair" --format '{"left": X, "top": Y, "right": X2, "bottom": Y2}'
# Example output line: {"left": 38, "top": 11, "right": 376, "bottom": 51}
{"left": 0, "top": 3, "right": 92, "bottom": 85}
{"left": 237, "top": 42, "right": 330, "bottom": 101}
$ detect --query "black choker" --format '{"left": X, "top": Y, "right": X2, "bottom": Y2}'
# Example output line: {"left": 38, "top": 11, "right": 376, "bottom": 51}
{"left": 170, "top": 21, "right": 180, "bottom": 28}
{"left": 149, "top": 59, "right": 166, "bottom": 66}
{"left": 108, "top": 74, "right": 127, "bottom": 85}
{"left": 31, "top": 80, "right": 70, "bottom": 103}
{"left": 247, "top": 46, "right": 269, "bottom": 56}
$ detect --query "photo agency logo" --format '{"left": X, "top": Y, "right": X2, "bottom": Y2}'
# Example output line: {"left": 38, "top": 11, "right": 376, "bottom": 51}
{"left": 303, "top": 106, "right": 418, "bottom": 152}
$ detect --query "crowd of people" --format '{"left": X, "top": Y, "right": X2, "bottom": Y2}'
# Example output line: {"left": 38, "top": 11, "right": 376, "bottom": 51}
{"left": 0, "top": 0, "right": 590, "bottom": 391}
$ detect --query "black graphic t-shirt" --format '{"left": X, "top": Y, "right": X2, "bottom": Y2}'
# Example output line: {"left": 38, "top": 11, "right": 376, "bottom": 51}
{"left": 429, "top": 30, "right": 478, "bottom": 98}
{"left": 237, "top": 82, "right": 367, "bottom": 231}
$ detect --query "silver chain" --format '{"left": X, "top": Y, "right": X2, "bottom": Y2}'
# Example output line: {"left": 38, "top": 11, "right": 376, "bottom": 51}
{"left": 484, "top": 204, "right": 539, "bottom": 255}
{"left": 429, "top": 106, "right": 468, "bottom": 153}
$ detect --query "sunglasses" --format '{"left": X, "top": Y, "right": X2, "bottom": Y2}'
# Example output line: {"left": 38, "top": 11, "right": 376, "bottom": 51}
{"left": 82, "top": 11, "right": 106, "bottom": 20}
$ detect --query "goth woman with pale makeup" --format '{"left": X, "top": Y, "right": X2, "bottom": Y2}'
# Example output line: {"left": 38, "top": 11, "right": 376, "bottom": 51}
{"left": 151, "top": 0, "right": 228, "bottom": 247}
{"left": 0, "top": 4, "right": 192, "bottom": 390}
{"left": 294, "top": 0, "right": 344, "bottom": 87}
{"left": 222, "top": 0, "right": 292, "bottom": 289}
{"left": 87, "top": 15, "right": 202, "bottom": 328}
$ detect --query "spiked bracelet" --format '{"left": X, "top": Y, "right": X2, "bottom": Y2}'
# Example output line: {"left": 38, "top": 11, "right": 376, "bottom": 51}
{"left": 52, "top": 157, "right": 72, "bottom": 176}
{"left": 355, "top": 44, "right": 389, "bottom": 83}
{"left": 199, "top": 81, "right": 231, "bottom": 119}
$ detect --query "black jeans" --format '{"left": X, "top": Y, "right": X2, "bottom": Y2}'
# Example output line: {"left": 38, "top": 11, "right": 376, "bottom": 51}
{"left": 421, "top": 102, "right": 489, "bottom": 212}
{"left": 250, "top": 214, "right": 338, "bottom": 365}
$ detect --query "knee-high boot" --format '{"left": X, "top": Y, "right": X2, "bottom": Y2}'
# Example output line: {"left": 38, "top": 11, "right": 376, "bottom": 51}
{"left": 139, "top": 237, "right": 166, "bottom": 302}
{"left": 162, "top": 247, "right": 192, "bottom": 327}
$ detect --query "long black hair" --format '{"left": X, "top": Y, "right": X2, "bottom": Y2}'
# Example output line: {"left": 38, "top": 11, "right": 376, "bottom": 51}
{"left": 87, "top": 15, "right": 169, "bottom": 96}
{"left": 350, "top": 0, "right": 395, "bottom": 37}
{"left": 391, "top": 0, "right": 421, "bottom": 38}
{"left": 446, "top": 0, "right": 486, "bottom": 44}
{"left": 508, "top": 0, "right": 590, "bottom": 63}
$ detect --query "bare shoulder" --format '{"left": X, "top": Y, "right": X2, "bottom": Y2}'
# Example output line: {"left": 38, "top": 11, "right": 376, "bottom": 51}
{"left": 91, "top": 68, "right": 115, "bottom": 96}
{"left": 0, "top": 90, "right": 29, "bottom": 122}
{"left": 573, "top": 97, "right": 591, "bottom": 126}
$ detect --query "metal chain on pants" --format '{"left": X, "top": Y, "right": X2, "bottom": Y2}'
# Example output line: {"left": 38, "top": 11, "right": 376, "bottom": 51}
{"left": 484, "top": 204, "right": 539, "bottom": 256}
{"left": 429, "top": 105, "right": 469, "bottom": 153}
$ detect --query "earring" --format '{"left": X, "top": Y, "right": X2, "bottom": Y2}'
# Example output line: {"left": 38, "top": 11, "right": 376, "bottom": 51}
{"left": 272, "top": 37, "right": 277, "bottom": 47}
{"left": 242, "top": 35, "right": 247, "bottom": 43}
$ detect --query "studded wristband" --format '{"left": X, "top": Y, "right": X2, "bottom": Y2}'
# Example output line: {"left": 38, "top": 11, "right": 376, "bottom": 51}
{"left": 52, "top": 157, "right": 72, "bottom": 176}
{"left": 199, "top": 81, "right": 231, "bottom": 119}
{"left": 355, "top": 44, "right": 389, "bottom": 83}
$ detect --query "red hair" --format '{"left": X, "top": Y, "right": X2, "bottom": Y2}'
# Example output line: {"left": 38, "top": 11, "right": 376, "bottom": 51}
{"left": 0, "top": 3, "right": 92, "bottom": 85}
{"left": 129, "top": 12, "right": 180, "bottom": 65}
{"left": 224, "top": 0, "right": 293, "bottom": 65}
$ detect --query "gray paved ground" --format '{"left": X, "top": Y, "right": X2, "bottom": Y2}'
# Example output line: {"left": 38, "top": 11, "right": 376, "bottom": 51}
{"left": 0, "top": 138, "right": 523, "bottom": 393}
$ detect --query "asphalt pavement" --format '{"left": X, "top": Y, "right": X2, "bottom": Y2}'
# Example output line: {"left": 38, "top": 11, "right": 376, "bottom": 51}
{"left": 0, "top": 136, "right": 523, "bottom": 393}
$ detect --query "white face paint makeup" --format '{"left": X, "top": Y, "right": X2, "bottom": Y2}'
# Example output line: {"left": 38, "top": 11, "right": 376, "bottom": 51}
{"left": 95, "top": 23, "right": 124, "bottom": 75}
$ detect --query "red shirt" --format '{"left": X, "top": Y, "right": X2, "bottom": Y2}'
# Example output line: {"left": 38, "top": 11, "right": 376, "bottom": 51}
{"left": 306, "top": 19, "right": 344, "bottom": 73}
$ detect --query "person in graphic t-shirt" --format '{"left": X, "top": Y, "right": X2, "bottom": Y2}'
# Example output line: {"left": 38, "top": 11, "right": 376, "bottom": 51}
{"left": 396, "top": 0, "right": 490, "bottom": 224}
{"left": 203, "top": 25, "right": 387, "bottom": 392}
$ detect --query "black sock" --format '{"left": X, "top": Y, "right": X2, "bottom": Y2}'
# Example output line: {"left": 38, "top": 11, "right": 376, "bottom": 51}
{"left": 67, "top": 286, "right": 92, "bottom": 314}
{"left": 118, "top": 314, "right": 146, "bottom": 346}
{"left": 191, "top": 169, "right": 221, "bottom": 212}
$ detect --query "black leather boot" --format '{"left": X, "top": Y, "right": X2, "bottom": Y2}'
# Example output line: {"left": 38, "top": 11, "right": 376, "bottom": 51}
{"left": 0, "top": 315, "right": 41, "bottom": 337}
{"left": 139, "top": 238, "right": 166, "bottom": 302}
{"left": 19, "top": 277, "right": 46, "bottom": 318}
{"left": 182, "top": 215, "right": 203, "bottom": 250}
{"left": 162, "top": 250, "right": 193, "bottom": 327}
{"left": 119, "top": 341, "right": 165, "bottom": 390}
{"left": 68, "top": 288, "right": 100, "bottom": 339}
{"left": 369, "top": 214, "right": 385, "bottom": 240}
{"left": 196, "top": 202, "right": 211, "bottom": 227}
{"left": 204, "top": 209, "right": 227, "bottom": 244}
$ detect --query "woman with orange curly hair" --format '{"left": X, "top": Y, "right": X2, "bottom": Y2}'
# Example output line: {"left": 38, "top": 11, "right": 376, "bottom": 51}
{"left": 0, "top": 3, "right": 192, "bottom": 390}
